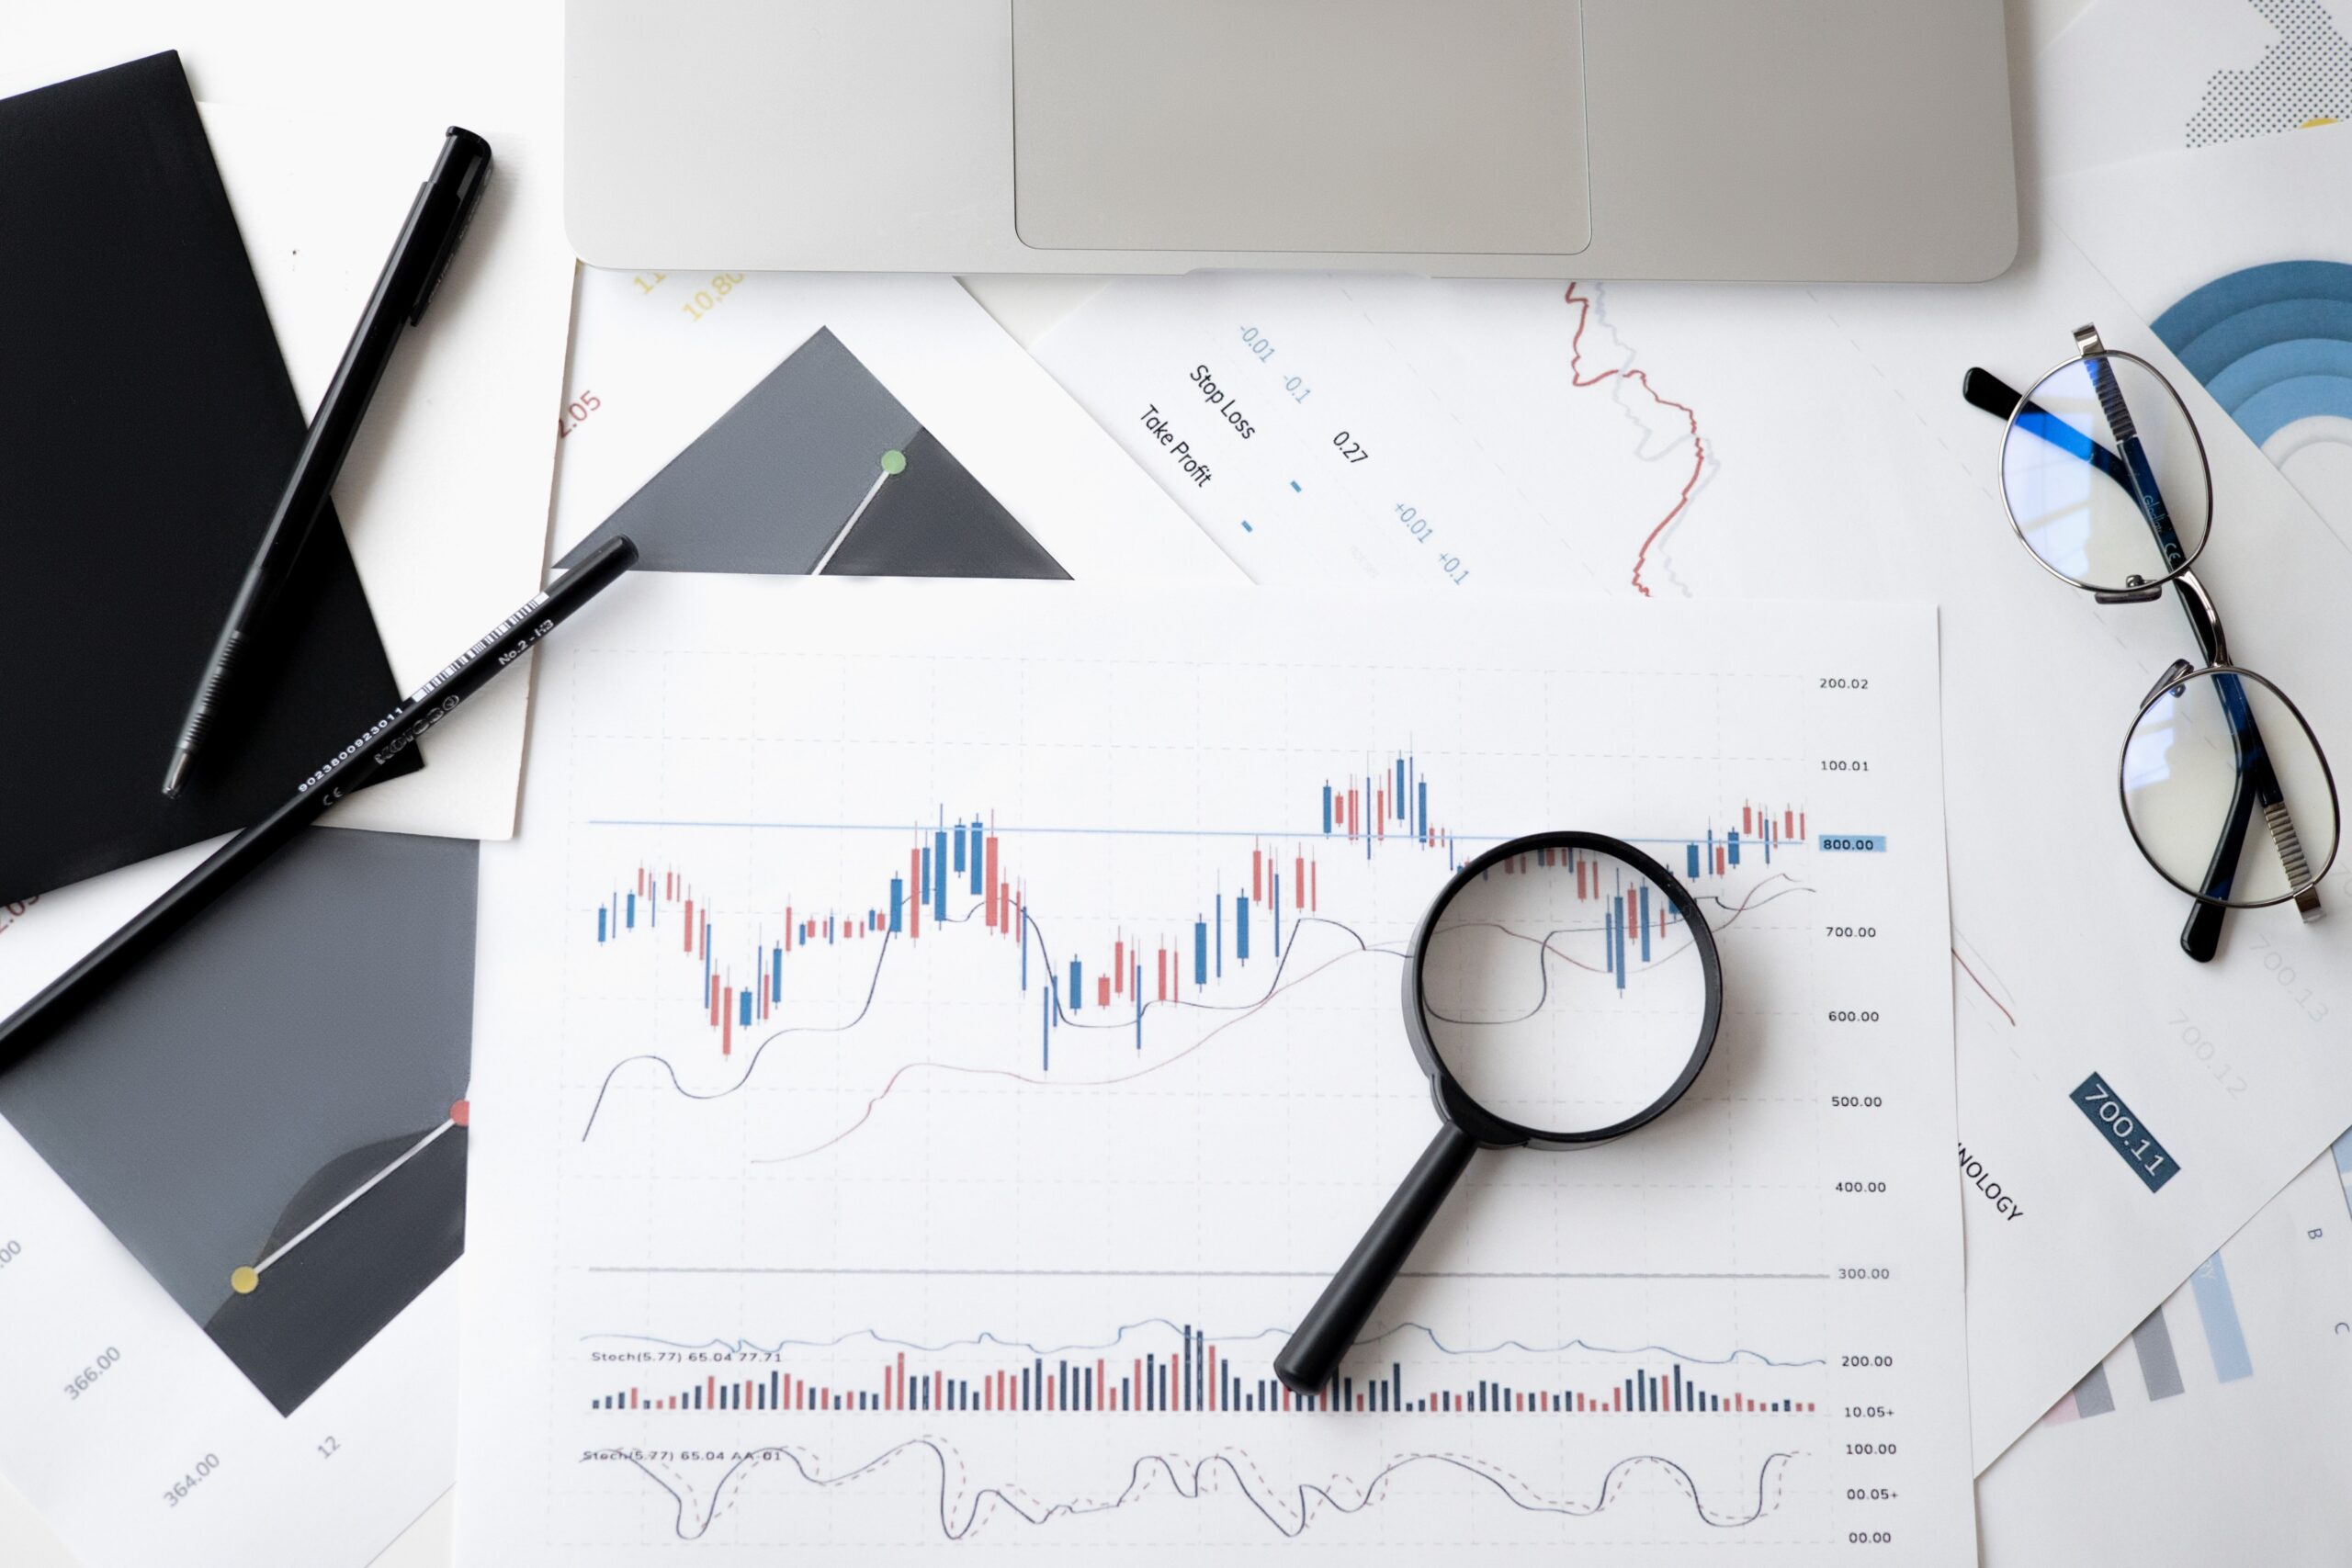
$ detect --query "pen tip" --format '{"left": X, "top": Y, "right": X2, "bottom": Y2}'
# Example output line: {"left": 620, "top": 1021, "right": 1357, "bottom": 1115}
{"left": 162, "top": 750, "right": 189, "bottom": 799}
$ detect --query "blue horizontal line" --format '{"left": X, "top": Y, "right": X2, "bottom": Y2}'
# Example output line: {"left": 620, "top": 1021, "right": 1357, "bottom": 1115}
{"left": 584, "top": 818, "right": 1818, "bottom": 851}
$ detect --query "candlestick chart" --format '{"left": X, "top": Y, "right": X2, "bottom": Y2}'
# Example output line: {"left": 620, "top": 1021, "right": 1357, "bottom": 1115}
{"left": 461, "top": 581, "right": 1975, "bottom": 1563}
{"left": 571, "top": 756, "right": 1809, "bottom": 1157}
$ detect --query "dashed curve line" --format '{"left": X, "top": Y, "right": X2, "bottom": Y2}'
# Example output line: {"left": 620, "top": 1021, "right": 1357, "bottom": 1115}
{"left": 604, "top": 1436, "right": 1797, "bottom": 1542}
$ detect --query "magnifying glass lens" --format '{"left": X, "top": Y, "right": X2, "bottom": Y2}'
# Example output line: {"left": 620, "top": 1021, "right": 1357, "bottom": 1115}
{"left": 1419, "top": 843, "right": 1712, "bottom": 1137}
{"left": 1275, "top": 833, "right": 1721, "bottom": 1396}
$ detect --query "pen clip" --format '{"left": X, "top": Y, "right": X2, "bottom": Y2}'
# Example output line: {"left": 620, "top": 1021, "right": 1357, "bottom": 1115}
{"left": 411, "top": 128, "right": 493, "bottom": 325}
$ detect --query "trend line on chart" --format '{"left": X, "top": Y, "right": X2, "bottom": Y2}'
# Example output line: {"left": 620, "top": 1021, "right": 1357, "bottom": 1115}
{"left": 582, "top": 1316, "right": 1826, "bottom": 1368}
{"left": 1563, "top": 282, "right": 1710, "bottom": 599}
{"left": 605, "top": 1438, "right": 1796, "bottom": 1541}
{"left": 225, "top": 1101, "right": 469, "bottom": 1298}
{"left": 576, "top": 870, "right": 1814, "bottom": 1153}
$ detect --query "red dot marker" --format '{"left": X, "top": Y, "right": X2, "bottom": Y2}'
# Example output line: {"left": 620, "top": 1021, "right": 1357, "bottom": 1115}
{"left": 450, "top": 1099, "right": 470, "bottom": 1127}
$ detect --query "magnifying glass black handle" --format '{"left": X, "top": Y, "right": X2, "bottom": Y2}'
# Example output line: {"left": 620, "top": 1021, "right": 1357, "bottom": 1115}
{"left": 1273, "top": 1120, "right": 1479, "bottom": 1395}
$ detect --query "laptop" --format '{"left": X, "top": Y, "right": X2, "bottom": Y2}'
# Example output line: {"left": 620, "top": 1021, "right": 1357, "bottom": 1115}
{"left": 566, "top": 0, "right": 2018, "bottom": 282}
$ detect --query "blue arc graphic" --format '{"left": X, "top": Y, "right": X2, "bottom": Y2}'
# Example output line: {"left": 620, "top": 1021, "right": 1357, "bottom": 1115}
{"left": 2153, "top": 259, "right": 2352, "bottom": 454}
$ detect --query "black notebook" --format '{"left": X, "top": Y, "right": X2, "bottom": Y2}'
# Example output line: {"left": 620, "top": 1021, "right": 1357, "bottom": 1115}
{"left": 0, "top": 52, "right": 416, "bottom": 906}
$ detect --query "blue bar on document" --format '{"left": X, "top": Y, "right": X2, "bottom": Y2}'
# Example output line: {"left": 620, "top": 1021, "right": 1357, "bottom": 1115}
{"left": 626, "top": 892, "right": 636, "bottom": 929}
{"left": 1194, "top": 920, "right": 1208, "bottom": 986}
{"left": 1237, "top": 897, "right": 1250, "bottom": 961}
{"left": 2189, "top": 1254, "right": 2255, "bottom": 1382}
{"left": 1638, "top": 885, "right": 1650, "bottom": 963}
{"left": 969, "top": 822, "right": 984, "bottom": 895}
{"left": 1728, "top": 829, "right": 1741, "bottom": 868}
{"left": 597, "top": 908, "right": 607, "bottom": 942}
{"left": 933, "top": 831, "right": 949, "bottom": 920}
{"left": 889, "top": 876, "right": 904, "bottom": 932}
{"left": 1687, "top": 843, "right": 1700, "bottom": 878}
{"left": 1070, "top": 959, "right": 1082, "bottom": 1010}
{"left": 740, "top": 991, "right": 752, "bottom": 1027}
{"left": 771, "top": 947, "right": 782, "bottom": 1001}
{"left": 1323, "top": 784, "right": 1333, "bottom": 835}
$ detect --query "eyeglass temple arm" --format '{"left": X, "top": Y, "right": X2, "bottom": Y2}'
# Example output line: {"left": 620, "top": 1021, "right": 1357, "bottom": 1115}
{"left": 1962, "top": 368, "right": 2315, "bottom": 954}
{"left": 2074, "top": 327, "right": 2192, "bottom": 571}
{"left": 2081, "top": 333, "right": 2325, "bottom": 930}
{"left": 2168, "top": 570, "right": 2248, "bottom": 960}
{"left": 2205, "top": 669, "right": 2323, "bottom": 919}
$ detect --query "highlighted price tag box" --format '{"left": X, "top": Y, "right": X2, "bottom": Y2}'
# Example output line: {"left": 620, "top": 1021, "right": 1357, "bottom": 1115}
{"left": 2071, "top": 1073, "right": 2179, "bottom": 1192}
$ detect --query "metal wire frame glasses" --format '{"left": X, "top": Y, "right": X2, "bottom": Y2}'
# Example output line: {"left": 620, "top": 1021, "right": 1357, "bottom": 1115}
{"left": 1961, "top": 324, "right": 2337, "bottom": 963}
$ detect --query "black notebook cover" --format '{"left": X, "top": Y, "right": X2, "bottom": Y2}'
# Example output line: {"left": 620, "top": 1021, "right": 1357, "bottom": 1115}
{"left": 0, "top": 52, "right": 417, "bottom": 906}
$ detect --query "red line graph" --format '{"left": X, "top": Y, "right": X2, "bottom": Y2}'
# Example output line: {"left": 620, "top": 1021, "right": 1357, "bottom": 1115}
{"left": 1951, "top": 946, "right": 2017, "bottom": 1027}
{"left": 1562, "top": 283, "right": 1707, "bottom": 599}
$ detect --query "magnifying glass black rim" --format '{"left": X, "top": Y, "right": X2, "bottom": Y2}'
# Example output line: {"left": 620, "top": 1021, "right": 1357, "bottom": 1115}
{"left": 1402, "top": 829, "right": 1724, "bottom": 1149}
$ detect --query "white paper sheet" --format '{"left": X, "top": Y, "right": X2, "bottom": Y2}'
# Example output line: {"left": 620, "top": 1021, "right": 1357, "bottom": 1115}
{"left": 1978, "top": 1140, "right": 2352, "bottom": 1563}
{"left": 1030, "top": 224, "right": 2352, "bottom": 1467}
{"left": 2033, "top": 0, "right": 2352, "bottom": 175}
{"left": 0, "top": 1118, "right": 465, "bottom": 1568}
{"left": 2054, "top": 123, "right": 2352, "bottom": 554}
{"left": 457, "top": 576, "right": 1975, "bottom": 1563}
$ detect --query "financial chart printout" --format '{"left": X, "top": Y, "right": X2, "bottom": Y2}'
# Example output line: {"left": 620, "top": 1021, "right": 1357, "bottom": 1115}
{"left": 458, "top": 580, "right": 1972, "bottom": 1564}
{"left": 1035, "top": 253, "right": 2352, "bottom": 1466}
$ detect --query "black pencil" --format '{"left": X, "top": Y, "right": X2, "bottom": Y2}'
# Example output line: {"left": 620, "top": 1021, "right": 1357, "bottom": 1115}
{"left": 3, "top": 536, "right": 638, "bottom": 1071}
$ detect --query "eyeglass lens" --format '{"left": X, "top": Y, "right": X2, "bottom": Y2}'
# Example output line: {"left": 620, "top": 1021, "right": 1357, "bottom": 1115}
{"left": 2124, "top": 668, "right": 2338, "bottom": 907}
{"left": 2001, "top": 354, "right": 2211, "bottom": 594}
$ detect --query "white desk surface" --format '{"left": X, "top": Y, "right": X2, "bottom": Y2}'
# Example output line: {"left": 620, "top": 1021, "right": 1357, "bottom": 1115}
{"left": 0, "top": 0, "right": 2089, "bottom": 1562}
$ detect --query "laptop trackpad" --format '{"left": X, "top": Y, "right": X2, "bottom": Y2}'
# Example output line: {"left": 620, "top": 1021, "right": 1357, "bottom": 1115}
{"left": 1011, "top": 0, "right": 1591, "bottom": 255}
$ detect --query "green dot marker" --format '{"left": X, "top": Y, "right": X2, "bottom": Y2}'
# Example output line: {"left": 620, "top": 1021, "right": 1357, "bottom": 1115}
{"left": 879, "top": 449, "right": 906, "bottom": 475}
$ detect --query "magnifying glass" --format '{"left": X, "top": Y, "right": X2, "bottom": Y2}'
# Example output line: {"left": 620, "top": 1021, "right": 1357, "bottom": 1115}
{"left": 1272, "top": 829, "right": 1724, "bottom": 1395}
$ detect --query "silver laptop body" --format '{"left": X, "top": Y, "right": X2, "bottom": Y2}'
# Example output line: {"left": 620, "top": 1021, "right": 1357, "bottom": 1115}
{"left": 566, "top": 0, "right": 2018, "bottom": 282}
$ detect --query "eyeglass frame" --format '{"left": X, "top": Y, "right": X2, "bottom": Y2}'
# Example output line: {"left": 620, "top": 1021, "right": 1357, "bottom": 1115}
{"left": 1962, "top": 323, "right": 2336, "bottom": 962}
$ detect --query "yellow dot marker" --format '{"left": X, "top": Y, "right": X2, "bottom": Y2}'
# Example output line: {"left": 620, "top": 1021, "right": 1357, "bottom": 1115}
{"left": 2303, "top": 117, "right": 2341, "bottom": 129}
{"left": 230, "top": 1266, "right": 259, "bottom": 1296}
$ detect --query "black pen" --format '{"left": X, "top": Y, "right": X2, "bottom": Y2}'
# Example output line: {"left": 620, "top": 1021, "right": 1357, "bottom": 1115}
{"left": 164, "top": 126, "right": 495, "bottom": 797}
{"left": 5, "top": 537, "right": 638, "bottom": 1071}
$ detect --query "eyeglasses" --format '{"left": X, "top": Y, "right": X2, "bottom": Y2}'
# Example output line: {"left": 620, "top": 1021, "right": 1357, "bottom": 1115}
{"left": 1962, "top": 324, "right": 2338, "bottom": 963}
